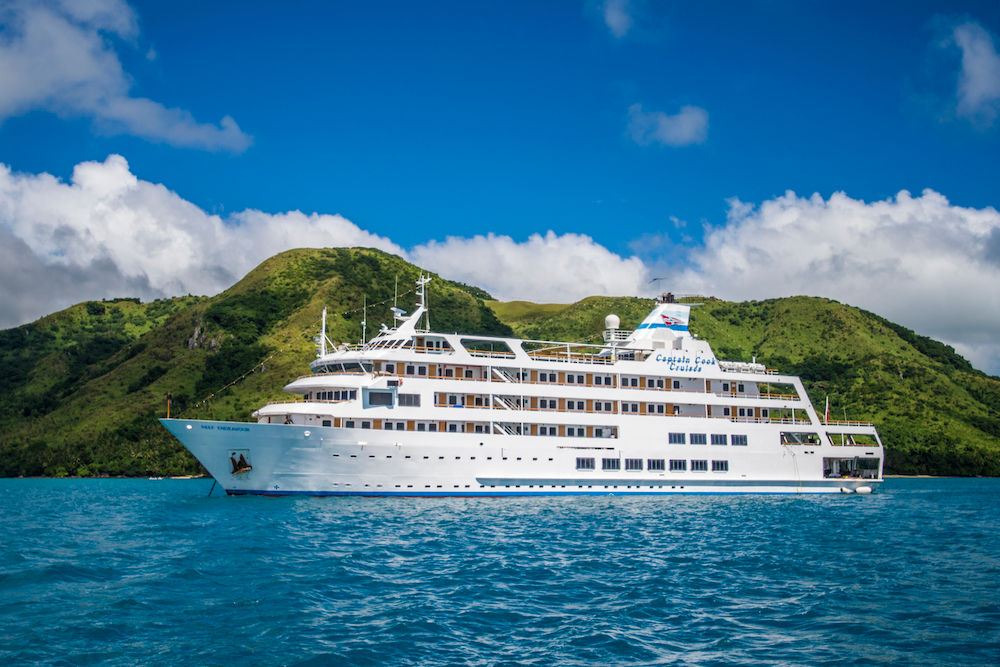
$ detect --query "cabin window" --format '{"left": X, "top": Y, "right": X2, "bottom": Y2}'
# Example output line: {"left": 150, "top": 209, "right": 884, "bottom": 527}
{"left": 602, "top": 458, "right": 621, "bottom": 471}
{"left": 594, "top": 428, "right": 604, "bottom": 437}
{"left": 417, "top": 423, "right": 426, "bottom": 431}
{"left": 669, "top": 459, "right": 687, "bottom": 471}
{"left": 345, "top": 420, "right": 355, "bottom": 428}
{"left": 448, "top": 424, "right": 458, "bottom": 432}
{"left": 738, "top": 408, "right": 746, "bottom": 417}
{"left": 647, "top": 459, "right": 665, "bottom": 471}
{"left": 691, "top": 459, "right": 708, "bottom": 472}
{"left": 761, "top": 408, "right": 769, "bottom": 418}
{"left": 385, "top": 364, "right": 395, "bottom": 374}
{"left": 428, "top": 423, "right": 437, "bottom": 432}
{"left": 576, "top": 457, "right": 595, "bottom": 470}
{"left": 673, "top": 380, "right": 680, "bottom": 389}
{"left": 723, "top": 407, "right": 731, "bottom": 416}
{"left": 322, "top": 420, "right": 331, "bottom": 427}
{"left": 567, "top": 375, "right": 575, "bottom": 383}
{"left": 711, "top": 434, "right": 727, "bottom": 446}
{"left": 368, "top": 391, "right": 393, "bottom": 406}
{"left": 737, "top": 384, "right": 745, "bottom": 393}
{"left": 445, "top": 368, "right": 454, "bottom": 377}
{"left": 385, "top": 422, "right": 393, "bottom": 430}
{"left": 668, "top": 432, "right": 686, "bottom": 445}
{"left": 732, "top": 435, "right": 748, "bottom": 446}
{"left": 418, "top": 366, "right": 427, "bottom": 376}
{"left": 712, "top": 460, "right": 729, "bottom": 472}
{"left": 690, "top": 433, "right": 707, "bottom": 445}
{"left": 398, "top": 394, "right": 421, "bottom": 407}
{"left": 625, "top": 458, "right": 643, "bottom": 471}
{"left": 406, "top": 365, "right": 415, "bottom": 375}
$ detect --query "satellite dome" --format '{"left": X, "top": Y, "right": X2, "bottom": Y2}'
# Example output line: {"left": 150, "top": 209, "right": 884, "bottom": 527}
{"left": 605, "top": 314, "right": 620, "bottom": 330}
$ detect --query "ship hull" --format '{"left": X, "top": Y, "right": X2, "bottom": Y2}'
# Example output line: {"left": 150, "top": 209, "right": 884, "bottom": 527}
{"left": 160, "top": 418, "right": 881, "bottom": 496}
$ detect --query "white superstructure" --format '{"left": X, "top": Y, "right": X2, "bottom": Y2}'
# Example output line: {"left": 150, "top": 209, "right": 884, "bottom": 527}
{"left": 161, "top": 277, "right": 883, "bottom": 495}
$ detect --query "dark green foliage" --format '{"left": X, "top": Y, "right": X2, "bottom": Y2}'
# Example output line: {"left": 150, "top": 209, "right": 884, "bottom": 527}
{"left": 204, "top": 288, "right": 309, "bottom": 341}
{"left": 127, "top": 365, "right": 168, "bottom": 393}
{"left": 195, "top": 340, "right": 270, "bottom": 398}
{"left": 2, "top": 248, "right": 998, "bottom": 477}
{"left": 864, "top": 310, "right": 975, "bottom": 374}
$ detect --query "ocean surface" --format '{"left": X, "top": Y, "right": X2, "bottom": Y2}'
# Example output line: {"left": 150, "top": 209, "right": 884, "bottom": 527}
{"left": 1, "top": 479, "right": 998, "bottom": 666}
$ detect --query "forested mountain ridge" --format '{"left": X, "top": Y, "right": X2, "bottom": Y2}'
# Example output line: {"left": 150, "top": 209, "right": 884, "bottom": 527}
{"left": 1, "top": 247, "right": 997, "bottom": 476}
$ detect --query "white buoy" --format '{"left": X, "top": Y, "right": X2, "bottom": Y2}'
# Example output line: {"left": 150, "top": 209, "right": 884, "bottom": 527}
{"left": 840, "top": 487, "right": 854, "bottom": 494}
{"left": 855, "top": 486, "right": 873, "bottom": 495}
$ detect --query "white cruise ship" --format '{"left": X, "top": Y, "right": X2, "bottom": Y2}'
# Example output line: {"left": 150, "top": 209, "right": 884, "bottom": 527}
{"left": 161, "top": 277, "right": 884, "bottom": 495}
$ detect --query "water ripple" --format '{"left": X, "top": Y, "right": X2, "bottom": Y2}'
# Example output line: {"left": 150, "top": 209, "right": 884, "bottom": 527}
{"left": 1, "top": 479, "right": 999, "bottom": 665}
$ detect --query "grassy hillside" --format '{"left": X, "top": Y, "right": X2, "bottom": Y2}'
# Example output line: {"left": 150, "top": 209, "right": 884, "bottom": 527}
{"left": 494, "top": 295, "right": 1000, "bottom": 475}
{"left": 1, "top": 247, "right": 997, "bottom": 477}
{"left": 0, "top": 248, "right": 509, "bottom": 477}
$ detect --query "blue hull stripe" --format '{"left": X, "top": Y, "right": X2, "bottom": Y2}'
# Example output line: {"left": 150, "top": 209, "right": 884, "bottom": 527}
{"left": 225, "top": 488, "right": 874, "bottom": 497}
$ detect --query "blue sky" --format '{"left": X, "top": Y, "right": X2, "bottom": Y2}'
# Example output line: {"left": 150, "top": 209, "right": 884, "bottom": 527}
{"left": 1, "top": 0, "right": 1000, "bottom": 372}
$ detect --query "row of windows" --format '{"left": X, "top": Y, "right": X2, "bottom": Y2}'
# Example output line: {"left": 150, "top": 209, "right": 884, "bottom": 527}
{"left": 576, "top": 457, "right": 729, "bottom": 472}
{"left": 308, "top": 390, "right": 357, "bottom": 401}
{"left": 372, "top": 364, "right": 763, "bottom": 396}
{"left": 668, "top": 433, "right": 748, "bottom": 446}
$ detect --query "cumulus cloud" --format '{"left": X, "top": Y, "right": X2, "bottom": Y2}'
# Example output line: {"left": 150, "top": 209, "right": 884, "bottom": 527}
{"left": 0, "top": 155, "right": 401, "bottom": 325}
{"left": 0, "top": 155, "right": 646, "bottom": 328}
{"left": 628, "top": 103, "right": 708, "bottom": 146}
{"left": 4, "top": 155, "right": 1000, "bottom": 375}
{"left": 0, "top": 0, "right": 251, "bottom": 151}
{"left": 948, "top": 20, "right": 1000, "bottom": 126}
{"left": 602, "top": 0, "right": 633, "bottom": 38}
{"left": 675, "top": 189, "right": 1000, "bottom": 373}
{"left": 410, "top": 232, "right": 650, "bottom": 302}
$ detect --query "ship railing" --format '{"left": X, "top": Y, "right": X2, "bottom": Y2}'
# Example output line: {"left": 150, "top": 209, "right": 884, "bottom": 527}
{"left": 261, "top": 398, "right": 351, "bottom": 406}
{"left": 526, "top": 351, "right": 615, "bottom": 365}
{"left": 467, "top": 350, "right": 517, "bottom": 359}
{"left": 822, "top": 419, "right": 875, "bottom": 427}
{"left": 711, "top": 391, "right": 799, "bottom": 401}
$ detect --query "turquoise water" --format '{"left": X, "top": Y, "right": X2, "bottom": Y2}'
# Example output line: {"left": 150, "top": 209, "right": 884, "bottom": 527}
{"left": 1, "top": 479, "right": 998, "bottom": 665}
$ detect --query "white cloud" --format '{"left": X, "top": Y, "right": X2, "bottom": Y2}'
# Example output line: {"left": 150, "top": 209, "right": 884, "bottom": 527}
{"left": 602, "top": 0, "right": 633, "bottom": 38}
{"left": 3, "top": 155, "right": 1000, "bottom": 375}
{"left": 676, "top": 189, "right": 1000, "bottom": 373}
{"left": 0, "top": 0, "right": 250, "bottom": 151}
{"left": 0, "top": 154, "right": 647, "bottom": 325}
{"left": 628, "top": 103, "right": 708, "bottom": 146}
{"left": 0, "top": 155, "right": 401, "bottom": 325}
{"left": 949, "top": 20, "right": 1000, "bottom": 126}
{"left": 410, "top": 232, "right": 650, "bottom": 302}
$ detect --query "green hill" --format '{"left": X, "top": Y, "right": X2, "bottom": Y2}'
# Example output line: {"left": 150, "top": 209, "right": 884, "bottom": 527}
{"left": 1, "top": 247, "right": 998, "bottom": 477}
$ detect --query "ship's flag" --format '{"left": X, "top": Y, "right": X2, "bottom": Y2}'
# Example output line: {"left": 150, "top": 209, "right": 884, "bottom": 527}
{"left": 825, "top": 395, "right": 830, "bottom": 423}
